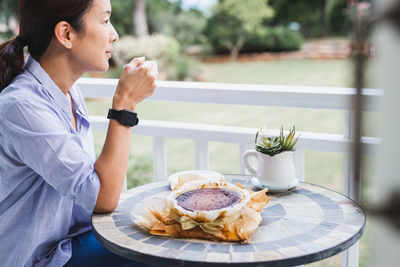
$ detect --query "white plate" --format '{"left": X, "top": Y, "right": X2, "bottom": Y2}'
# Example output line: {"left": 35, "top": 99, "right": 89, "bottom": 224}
{"left": 167, "top": 170, "right": 225, "bottom": 190}
{"left": 249, "top": 177, "right": 299, "bottom": 193}
{"left": 168, "top": 170, "right": 224, "bottom": 179}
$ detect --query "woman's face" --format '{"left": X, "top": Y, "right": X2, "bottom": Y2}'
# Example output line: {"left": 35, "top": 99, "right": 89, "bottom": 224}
{"left": 71, "top": 0, "right": 118, "bottom": 72}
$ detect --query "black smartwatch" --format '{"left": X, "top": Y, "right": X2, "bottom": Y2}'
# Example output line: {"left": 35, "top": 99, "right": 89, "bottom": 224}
{"left": 107, "top": 109, "right": 139, "bottom": 127}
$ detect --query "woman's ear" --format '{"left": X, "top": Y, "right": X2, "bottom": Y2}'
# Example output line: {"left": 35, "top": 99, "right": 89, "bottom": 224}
{"left": 54, "top": 21, "right": 74, "bottom": 49}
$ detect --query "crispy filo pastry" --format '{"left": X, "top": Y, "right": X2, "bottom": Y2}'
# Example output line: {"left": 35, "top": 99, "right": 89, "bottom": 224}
{"left": 134, "top": 187, "right": 270, "bottom": 244}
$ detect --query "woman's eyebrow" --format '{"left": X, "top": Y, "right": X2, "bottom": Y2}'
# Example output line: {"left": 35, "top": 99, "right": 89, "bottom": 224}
{"left": 101, "top": 10, "right": 111, "bottom": 15}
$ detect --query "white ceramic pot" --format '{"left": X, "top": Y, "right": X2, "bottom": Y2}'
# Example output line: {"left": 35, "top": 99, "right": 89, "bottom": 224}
{"left": 242, "top": 150, "right": 296, "bottom": 188}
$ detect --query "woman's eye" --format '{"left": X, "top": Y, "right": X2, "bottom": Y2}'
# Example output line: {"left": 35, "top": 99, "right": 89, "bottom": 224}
{"left": 104, "top": 19, "right": 110, "bottom": 24}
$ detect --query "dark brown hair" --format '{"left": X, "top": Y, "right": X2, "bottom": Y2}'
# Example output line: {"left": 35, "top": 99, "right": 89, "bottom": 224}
{"left": 0, "top": 0, "right": 94, "bottom": 92}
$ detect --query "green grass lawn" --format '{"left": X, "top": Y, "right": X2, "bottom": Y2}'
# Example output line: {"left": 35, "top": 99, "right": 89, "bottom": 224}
{"left": 87, "top": 58, "right": 378, "bottom": 267}
{"left": 200, "top": 59, "right": 354, "bottom": 87}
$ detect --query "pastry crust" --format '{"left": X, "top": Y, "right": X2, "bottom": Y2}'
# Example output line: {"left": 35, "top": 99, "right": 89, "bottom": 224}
{"left": 134, "top": 180, "right": 270, "bottom": 244}
{"left": 168, "top": 170, "right": 225, "bottom": 190}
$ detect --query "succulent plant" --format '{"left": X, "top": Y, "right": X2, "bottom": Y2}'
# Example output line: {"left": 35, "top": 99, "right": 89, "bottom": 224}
{"left": 255, "top": 126, "right": 299, "bottom": 156}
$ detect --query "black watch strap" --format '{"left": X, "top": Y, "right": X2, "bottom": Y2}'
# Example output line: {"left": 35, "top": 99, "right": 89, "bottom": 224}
{"left": 107, "top": 109, "right": 139, "bottom": 127}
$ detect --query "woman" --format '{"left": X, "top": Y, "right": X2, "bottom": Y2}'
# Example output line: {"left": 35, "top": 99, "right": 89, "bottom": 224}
{"left": 0, "top": 0, "right": 156, "bottom": 266}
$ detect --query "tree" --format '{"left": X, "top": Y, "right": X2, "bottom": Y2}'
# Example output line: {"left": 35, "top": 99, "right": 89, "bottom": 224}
{"left": 319, "top": 0, "right": 327, "bottom": 37}
{"left": 205, "top": 0, "right": 274, "bottom": 60}
{"left": 271, "top": 0, "right": 355, "bottom": 37}
{"left": 146, "top": 1, "right": 206, "bottom": 49}
{"left": 133, "top": 0, "right": 149, "bottom": 37}
{"left": 146, "top": 0, "right": 182, "bottom": 36}
{"left": 111, "top": 0, "right": 133, "bottom": 36}
{"left": 110, "top": 0, "right": 206, "bottom": 49}
{"left": 271, "top": 0, "right": 321, "bottom": 37}
{"left": 171, "top": 9, "right": 206, "bottom": 49}
{"left": 327, "top": 0, "right": 351, "bottom": 35}
{"left": 110, "top": 0, "right": 182, "bottom": 37}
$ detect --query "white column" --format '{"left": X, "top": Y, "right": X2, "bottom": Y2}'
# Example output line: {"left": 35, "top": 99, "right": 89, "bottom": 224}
{"left": 375, "top": 5, "right": 400, "bottom": 266}
{"left": 293, "top": 148, "right": 305, "bottom": 182}
{"left": 195, "top": 140, "right": 209, "bottom": 170}
{"left": 343, "top": 110, "right": 355, "bottom": 197}
{"left": 153, "top": 137, "right": 167, "bottom": 180}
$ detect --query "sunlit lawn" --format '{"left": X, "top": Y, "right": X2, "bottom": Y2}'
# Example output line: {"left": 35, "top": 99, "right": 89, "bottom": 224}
{"left": 86, "top": 58, "right": 378, "bottom": 267}
{"left": 200, "top": 59, "right": 354, "bottom": 87}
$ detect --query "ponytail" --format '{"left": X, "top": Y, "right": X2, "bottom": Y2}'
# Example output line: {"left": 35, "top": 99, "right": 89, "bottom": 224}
{"left": 0, "top": 37, "right": 26, "bottom": 92}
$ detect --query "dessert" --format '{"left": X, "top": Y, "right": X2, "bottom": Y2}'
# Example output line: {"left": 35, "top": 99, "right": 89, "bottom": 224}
{"left": 134, "top": 172, "right": 270, "bottom": 244}
{"left": 176, "top": 188, "right": 240, "bottom": 211}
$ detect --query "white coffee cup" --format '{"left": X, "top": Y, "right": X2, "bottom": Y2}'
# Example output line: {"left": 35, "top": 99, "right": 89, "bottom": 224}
{"left": 124, "top": 60, "right": 158, "bottom": 79}
{"left": 139, "top": 61, "right": 158, "bottom": 79}
{"left": 242, "top": 150, "right": 296, "bottom": 188}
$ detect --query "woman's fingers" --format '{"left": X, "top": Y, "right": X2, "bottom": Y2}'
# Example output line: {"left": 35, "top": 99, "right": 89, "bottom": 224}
{"left": 123, "top": 57, "right": 146, "bottom": 71}
{"left": 130, "top": 56, "right": 145, "bottom": 67}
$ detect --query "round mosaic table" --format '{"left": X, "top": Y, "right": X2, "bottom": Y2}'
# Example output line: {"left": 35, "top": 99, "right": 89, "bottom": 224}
{"left": 92, "top": 175, "right": 366, "bottom": 266}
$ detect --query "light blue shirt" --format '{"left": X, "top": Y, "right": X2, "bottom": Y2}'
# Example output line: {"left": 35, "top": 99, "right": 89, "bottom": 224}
{"left": 0, "top": 56, "right": 101, "bottom": 266}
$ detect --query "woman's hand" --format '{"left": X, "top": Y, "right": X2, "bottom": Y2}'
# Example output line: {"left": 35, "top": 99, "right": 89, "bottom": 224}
{"left": 113, "top": 57, "right": 156, "bottom": 110}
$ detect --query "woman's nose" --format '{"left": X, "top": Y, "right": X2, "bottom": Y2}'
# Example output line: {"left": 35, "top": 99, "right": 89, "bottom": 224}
{"left": 110, "top": 24, "right": 119, "bottom": 43}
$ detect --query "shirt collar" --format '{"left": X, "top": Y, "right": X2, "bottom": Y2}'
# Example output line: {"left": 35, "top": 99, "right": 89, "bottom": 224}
{"left": 25, "top": 55, "right": 71, "bottom": 116}
{"left": 69, "top": 85, "right": 87, "bottom": 119}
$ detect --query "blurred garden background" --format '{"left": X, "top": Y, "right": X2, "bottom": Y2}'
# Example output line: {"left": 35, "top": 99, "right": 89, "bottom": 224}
{"left": 0, "top": 0, "right": 376, "bottom": 266}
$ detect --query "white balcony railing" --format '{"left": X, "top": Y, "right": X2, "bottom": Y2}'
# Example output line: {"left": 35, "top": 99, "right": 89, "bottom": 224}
{"left": 78, "top": 77, "right": 381, "bottom": 267}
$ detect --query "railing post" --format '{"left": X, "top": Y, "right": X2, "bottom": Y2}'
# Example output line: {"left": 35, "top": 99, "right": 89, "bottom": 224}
{"left": 153, "top": 137, "right": 167, "bottom": 180}
{"left": 342, "top": 110, "right": 360, "bottom": 267}
{"left": 195, "top": 140, "right": 209, "bottom": 170}
{"left": 343, "top": 110, "right": 354, "bottom": 196}
{"left": 293, "top": 148, "right": 305, "bottom": 182}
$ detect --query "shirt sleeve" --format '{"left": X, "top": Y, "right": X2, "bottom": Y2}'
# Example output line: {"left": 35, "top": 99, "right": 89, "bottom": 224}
{"left": 1, "top": 100, "right": 100, "bottom": 213}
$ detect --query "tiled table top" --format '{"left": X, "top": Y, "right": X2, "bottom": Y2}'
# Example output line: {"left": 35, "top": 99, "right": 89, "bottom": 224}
{"left": 92, "top": 176, "right": 365, "bottom": 266}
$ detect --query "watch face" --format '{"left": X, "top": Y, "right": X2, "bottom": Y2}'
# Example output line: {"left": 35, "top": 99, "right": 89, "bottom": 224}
{"left": 108, "top": 109, "right": 138, "bottom": 127}
{"left": 120, "top": 110, "right": 138, "bottom": 126}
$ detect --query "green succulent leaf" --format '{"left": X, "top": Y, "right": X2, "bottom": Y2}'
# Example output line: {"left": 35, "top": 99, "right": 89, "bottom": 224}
{"left": 255, "top": 125, "right": 299, "bottom": 156}
{"left": 287, "top": 136, "right": 300, "bottom": 150}
{"left": 283, "top": 133, "right": 293, "bottom": 149}
{"left": 279, "top": 125, "right": 284, "bottom": 145}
